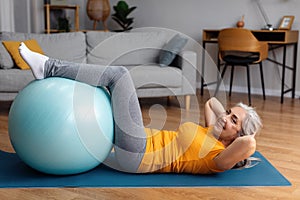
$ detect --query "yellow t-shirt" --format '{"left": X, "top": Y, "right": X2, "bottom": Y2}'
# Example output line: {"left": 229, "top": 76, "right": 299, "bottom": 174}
{"left": 137, "top": 122, "right": 225, "bottom": 174}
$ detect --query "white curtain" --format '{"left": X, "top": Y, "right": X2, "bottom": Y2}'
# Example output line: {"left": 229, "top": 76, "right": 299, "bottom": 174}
{"left": 0, "top": 0, "right": 15, "bottom": 32}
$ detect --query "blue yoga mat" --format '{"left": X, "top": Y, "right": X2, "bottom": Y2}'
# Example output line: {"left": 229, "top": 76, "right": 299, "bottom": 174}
{"left": 0, "top": 150, "right": 291, "bottom": 188}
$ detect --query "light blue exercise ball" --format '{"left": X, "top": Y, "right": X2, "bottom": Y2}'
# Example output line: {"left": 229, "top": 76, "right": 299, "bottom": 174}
{"left": 8, "top": 78, "right": 114, "bottom": 175}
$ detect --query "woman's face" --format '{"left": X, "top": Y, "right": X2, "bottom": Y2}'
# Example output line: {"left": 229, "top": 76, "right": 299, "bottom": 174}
{"left": 214, "top": 106, "right": 247, "bottom": 146}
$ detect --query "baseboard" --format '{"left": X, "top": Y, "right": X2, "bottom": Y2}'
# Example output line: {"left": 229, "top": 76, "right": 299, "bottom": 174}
{"left": 197, "top": 82, "right": 300, "bottom": 98}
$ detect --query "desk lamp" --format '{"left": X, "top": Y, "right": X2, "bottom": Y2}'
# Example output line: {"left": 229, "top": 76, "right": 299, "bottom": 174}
{"left": 254, "top": 0, "right": 274, "bottom": 30}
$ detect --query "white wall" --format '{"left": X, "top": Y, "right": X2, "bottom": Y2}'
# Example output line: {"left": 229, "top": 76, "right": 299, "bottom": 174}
{"left": 13, "top": 0, "right": 300, "bottom": 98}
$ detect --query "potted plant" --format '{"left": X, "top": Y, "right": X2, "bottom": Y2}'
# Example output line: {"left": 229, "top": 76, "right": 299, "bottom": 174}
{"left": 57, "top": 17, "right": 71, "bottom": 32}
{"left": 112, "top": 0, "right": 137, "bottom": 32}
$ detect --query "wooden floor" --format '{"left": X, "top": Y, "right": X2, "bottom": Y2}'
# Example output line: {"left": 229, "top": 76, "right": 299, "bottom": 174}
{"left": 0, "top": 91, "right": 299, "bottom": 200}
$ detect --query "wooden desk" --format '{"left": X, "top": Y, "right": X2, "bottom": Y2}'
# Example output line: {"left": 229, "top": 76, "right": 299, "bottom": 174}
{"left": 44, "top": 4, "right": 80, "bottom": 34}
{"left": 201, "top": 29, "right": 299, "bottom": 103}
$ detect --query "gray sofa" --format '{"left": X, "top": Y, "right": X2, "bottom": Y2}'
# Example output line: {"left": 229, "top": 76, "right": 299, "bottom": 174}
{"left": 0, "top": 31, "right": 197, "bottom": 109}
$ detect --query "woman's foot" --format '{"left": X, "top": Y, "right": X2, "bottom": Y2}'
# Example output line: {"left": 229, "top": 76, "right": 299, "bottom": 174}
{"left": 19, "top": 42, "right": 49, "bottom": 79}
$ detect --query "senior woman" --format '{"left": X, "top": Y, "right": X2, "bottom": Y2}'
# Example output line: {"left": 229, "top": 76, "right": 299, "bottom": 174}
{"left": 19, "top": 42, "right": 262, "bottom": 174}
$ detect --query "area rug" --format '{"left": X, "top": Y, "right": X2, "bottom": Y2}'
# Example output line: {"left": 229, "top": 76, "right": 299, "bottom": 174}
{"left": 0, "top": 150, "right": 291, "bottom": 188}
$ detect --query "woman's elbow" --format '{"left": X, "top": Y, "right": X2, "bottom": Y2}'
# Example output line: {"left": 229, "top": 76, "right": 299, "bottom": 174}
{"left": 214, "top": 137, "right": 257, "bottom": 171}
{"left": 243, "top": 136, "right": 256, "bottom": 157}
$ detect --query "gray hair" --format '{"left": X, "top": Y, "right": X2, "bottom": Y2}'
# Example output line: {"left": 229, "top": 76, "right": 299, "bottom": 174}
{"left": 236, "top": 102, "right": 262, "bottom": 136}
{"left": 233, "top": 102, "right": 262, "bottom": 170}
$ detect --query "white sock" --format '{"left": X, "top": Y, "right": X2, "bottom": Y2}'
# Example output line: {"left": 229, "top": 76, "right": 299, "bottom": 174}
{"left": 19, "top": 42, "right": 49, "bottom": 79}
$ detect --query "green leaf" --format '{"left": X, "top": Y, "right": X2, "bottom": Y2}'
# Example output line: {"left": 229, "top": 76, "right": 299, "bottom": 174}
{"left": 117, "top": 1, "right": 129, "bottom": 11}
{"left": 112, "top": 17, "right": 126, "bottom": 29}
{"left": 112, "top": 0, "right": 137, "bottom": 31}
{"left": 128, "top": 6, "right": 137, "bottom": 13}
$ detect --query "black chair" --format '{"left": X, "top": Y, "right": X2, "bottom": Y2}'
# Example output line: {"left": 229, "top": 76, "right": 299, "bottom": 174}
{"left": 214, "top": 28, "right": 268, "bottom": 105}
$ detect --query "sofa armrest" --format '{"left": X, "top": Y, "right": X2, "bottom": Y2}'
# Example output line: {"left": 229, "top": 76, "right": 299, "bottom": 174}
{"left": 177, "top": 50, "right": 197, "bottom": 95}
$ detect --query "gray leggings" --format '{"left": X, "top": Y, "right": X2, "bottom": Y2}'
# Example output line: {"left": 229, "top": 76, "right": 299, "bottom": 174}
{"left": 44, "top": 58, "right": 146, "bottom": 173}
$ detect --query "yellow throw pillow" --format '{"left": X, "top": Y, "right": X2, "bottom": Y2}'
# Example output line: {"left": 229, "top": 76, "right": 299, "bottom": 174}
{"left": 2, "top": 39, "right": 44, "bottom": 70}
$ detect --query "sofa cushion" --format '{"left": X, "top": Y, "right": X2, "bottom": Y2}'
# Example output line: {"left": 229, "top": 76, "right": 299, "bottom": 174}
{"left": 0, "top": 69, "right": 34, "bottom": 92}
{"left": 86, "top": 31, "right": 169, "bottom": 66}
{"left": 0, "top": 34, "right": 14, "bottom": 69}
{"left": 159, "top": 34, "right": 188, "bottom": 67}
{"left": 125, "top": 64, "right": 182, "bottom": 89}
{"left": 0, "top": 32, "right": 86, "bottom": 64}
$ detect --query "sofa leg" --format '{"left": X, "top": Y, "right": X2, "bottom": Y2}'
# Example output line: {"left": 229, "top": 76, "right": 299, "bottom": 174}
{"left": 167, "top": 96, "right": 172, "bottom": 106}
{"left": 185, "top": 95, "right": 191, "bottom": 110}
